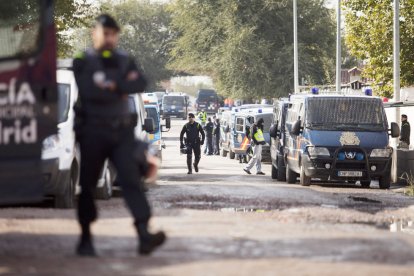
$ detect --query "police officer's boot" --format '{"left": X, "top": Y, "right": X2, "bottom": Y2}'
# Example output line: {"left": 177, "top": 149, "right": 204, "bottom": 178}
{"left": 76, "top": 223, "right": 97, "bottom": 257}
{"left": 135, "top": 222, "right": 166, "bottom": 255}
{"left": 187, "top": 159, "right": 192, "bottom": 174}
{"left": 193, "top": 158, "right": 200, "bottom": 173}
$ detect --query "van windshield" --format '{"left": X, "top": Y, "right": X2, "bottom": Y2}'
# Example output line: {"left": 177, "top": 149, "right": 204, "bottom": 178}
{"left": 306, "top": 97, "right": 387, "bottom": 131}
{"left": 164, "top": 96, "right": 185, "bottom": 107}
{"left": 145, "top": 107, "right": 160, "bottom": 132}
{"left": 198, "top": 91, "right": 217, "bottom": 102}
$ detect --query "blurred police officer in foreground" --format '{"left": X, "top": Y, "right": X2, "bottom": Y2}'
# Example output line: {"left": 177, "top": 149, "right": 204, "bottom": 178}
{"left": 243, "top": 118, "right": 266, "bottom": 175}
{"left": 399, "top": 114, "right": 411, "bottom": 149}
{"left": 73, "top": 14, "right": 165, "bottom": 256}
{"left": 180, "top": 113, "right": 205, "bottom": 174}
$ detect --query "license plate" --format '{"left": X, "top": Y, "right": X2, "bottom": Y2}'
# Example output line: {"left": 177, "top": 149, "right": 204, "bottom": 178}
{"left": 338, "top": 171, "right": 363, "bottom": 177}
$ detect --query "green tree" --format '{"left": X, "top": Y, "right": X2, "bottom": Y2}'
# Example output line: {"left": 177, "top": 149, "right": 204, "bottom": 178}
{"left": 168, "top": 0, "right": 336, "bottom": 99}
{"left": 344, "top": 0, "right": 414, "bottom": 97}
{"left": 55, "top": 0, "right": 93, "bottom": 57}
{"left": 100, "top": 0, "right": 174, "bottom": 91}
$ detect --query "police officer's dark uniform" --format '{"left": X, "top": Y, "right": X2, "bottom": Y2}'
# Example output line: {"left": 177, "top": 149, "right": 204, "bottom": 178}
{"left": 204, "top": 118, "right": 214, "bottom": 155}
{"left": 180, "top": 113, "right": 205, "bottom": 174}
{"left": 214, "top": 119, "right": 221, "bottom": 155}
{"left": 73, "top": 14, "right": 165, "bottom": 256}
{"left": 400, "top": 115, "right": 411, "bottom": 148}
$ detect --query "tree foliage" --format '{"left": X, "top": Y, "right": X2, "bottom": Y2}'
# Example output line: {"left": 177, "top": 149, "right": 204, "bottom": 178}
{"left": 168, "top": 0, "right": 336, "bottom": 99}
{"left": 100, "top": 0, "right": 174, "bottom": 91}
{"left": 55, "top": 0, "right": 93, "bottom": 57}
{"left": 344, "top": 0, "right": 414, "bottom": 97}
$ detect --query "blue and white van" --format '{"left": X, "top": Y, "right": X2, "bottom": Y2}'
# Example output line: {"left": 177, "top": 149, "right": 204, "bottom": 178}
{"left": 221, "top": 106, "right": 273, "bottom": 160}
{"left": 284, "top": 93, "right": 400, "bottom": 189}
{"left": 145, "top": 104, "right": 170, "bottom": 161}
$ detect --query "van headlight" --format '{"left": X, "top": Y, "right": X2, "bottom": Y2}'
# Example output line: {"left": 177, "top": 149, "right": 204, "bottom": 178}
{"left": 370, "top": 148, "right": 392, "bottom": 158}
{"left": 42, "top": 135, "right": 59, "bottom": 151}
{"left": 307, "top": 146, "right": 330, "bottom": 157}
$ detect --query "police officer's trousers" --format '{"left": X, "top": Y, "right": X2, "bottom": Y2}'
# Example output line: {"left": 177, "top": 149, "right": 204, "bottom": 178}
{"left": 205, "top": 135, "right": 213, "bottom": 154}
{"left": 186, "top": 142, "right": 201, "bottom": 170}
{"left": 245, "top": 144, "right": 262, "bottom": 173}
{"left": 214, "top": 135, "right": 220, "bottom": 154}
{"left": 77, "top": 125, "right": 151, "bottom": 226}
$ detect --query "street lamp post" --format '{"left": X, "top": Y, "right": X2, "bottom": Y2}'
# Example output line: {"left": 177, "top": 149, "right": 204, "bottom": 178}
{"left": 336, "top": 0, "right": 341, "bottom": 92}
{"left": 293, "top": 0, "right": 299, "bottom": 93}
{"left": 394, "top": 0, "right": 400, "bottom": 111}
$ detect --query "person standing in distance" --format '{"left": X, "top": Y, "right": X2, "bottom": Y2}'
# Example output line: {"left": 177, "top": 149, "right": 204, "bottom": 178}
{"left": 213, "top": 118, "right": 221, "bottom": 155}
{"left": 180, "top": 113, "right": 205, "bottom": 174}
{"left": 204, "top": 117, "right": 214, "bottom": 155}
{"left": 399, "top": 114, "right": 411, "bottom": 149}
{"left": 73, "top": 14, "right": 165, "bottom": 257}
{"left": 243, "top": 118, "right": 266, "bottom": 175}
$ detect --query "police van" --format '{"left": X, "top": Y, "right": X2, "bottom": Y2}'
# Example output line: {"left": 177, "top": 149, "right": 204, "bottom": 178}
{"left": 221, "top": 106, "right": 273, "bottom": 160}
{"left": 269, "top": 98, "right": 290, "bottom": 181}
{"left": 162, "top": 94, "right": 188, "bottom": 119}
{"left": 144, "top": 104, "right": 171, "bottom": 161}
{"left": 284, "top": 90, "right": 399, "bottom": 188}
{"left": 41, "top": 69, "right": 80, "bottom": 208}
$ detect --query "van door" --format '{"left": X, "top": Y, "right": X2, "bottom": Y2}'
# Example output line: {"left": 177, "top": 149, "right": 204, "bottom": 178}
{"left": 0, "top": 0, "right": 57, "bottom": 204}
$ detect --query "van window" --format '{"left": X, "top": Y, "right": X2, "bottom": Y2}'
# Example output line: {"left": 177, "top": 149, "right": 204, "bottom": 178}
{"left": 145, "top": 107, "right": 159, "bottom": 132}
{"left": 306, "top": 97, "right": 386, "bottom": 131}
{"left": 163, "top": 96, "right": 185, "bottom": 107}
{"left": 57, "top": 83, "right": 70, "bottom": 124}
{"left": 256, "top": 114, "right": 273, "bottom": 132}
{"left": 236, "top": 117, "right": 244, "bottom": 132}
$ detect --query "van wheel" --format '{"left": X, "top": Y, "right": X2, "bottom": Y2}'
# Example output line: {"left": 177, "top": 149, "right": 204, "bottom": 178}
{"left": 379, "top": 175, "right": 391, "bottom": 189}
{"left": 300, "top": 165, "right": 311, "bottom": 186}
{"left": 229, "top": 150, "right": 235, "bottom": 159}
{"left": 360, "top": 181, "right": 371, "bottom": 188}
{"left": 96, "top": 168, "right": 113, "bottom": 200}
{"left": 286, "top": 163, "right": 297, "bottom": 184}
{"left": 222, "top": 149, "right": 228, "bottom": 157}
{"left": 277, "top": 157, "right": 286, "bottom": 181}
{"left": 271, "top": 164, "right": 278, "bottom": 180}
{"left": 55, "top": 167, "right": 77, "bottom": 209}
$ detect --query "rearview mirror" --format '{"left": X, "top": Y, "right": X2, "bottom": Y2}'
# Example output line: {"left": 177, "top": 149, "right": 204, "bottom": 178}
{"left": 165, "top": 117, "right": 171, "bottom": 129}
{"left": 390, "top": 122, "right": 400, "bottom": 138}
{"left": 143, "top": 118, "right": 154, "bottom": 133}
{"left": 290, "top": 120, "right": 302, "bottom": 136}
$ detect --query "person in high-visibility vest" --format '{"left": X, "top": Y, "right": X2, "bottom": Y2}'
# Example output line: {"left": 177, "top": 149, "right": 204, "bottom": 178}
{"left": 198, "top": 109, "right": 207, "bottom": 127}
{"left": 243, "top": 118, "right": 266, "bottom": 175}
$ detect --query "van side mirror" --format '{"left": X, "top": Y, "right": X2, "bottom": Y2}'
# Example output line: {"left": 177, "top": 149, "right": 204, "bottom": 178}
{"left": 165, "top": 117, "right": 171, "bottom": 129}
{"left": 390, "top": 122, "right": 400, "bottom": 138}
{"left": 290, "top": 120, "right": 302, "bottom": 136}
{"left": 269, "top": 124, "right": 277, "bottom": 138}
{"left": 144, "top": 118, "right": 154, "bottom": 133}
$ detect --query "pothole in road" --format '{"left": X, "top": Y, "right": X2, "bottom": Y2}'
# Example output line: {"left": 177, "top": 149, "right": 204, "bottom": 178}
{"left": 348, "top": 196, "right": 382, "bottom": 204}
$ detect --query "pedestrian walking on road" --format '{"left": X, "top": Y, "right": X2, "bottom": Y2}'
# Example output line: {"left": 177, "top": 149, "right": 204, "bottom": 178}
{"left": 243, "top": 118, "right": 266, "bottom": 175}
{"left": 204, "top": 117, "right": 214, "bottom": 155}
{"left": 214, "top": 118, "right": 221, "bottom": 155}
{"left": 180, "top": 113, "right": 205, "bottom": 174}
{"left": 399, "top": 114, "right": 410, "bottom": 149}
{"left": 73, "top": 14, "right": 165, "bottom": 257}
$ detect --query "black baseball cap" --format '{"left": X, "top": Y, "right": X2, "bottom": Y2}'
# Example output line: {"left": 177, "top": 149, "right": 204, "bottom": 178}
{"left": 95, "top": 14, "right": 120, "bottom": 32}
{"left": 402, "top": 114, "right": 408, "bottom": 119}
{"left": 188, "top": 113, "right": 195, "bottom": 118}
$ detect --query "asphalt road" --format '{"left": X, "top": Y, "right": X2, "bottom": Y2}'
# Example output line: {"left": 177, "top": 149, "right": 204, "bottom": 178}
{"left": 1, "top": 118, "right": 414, "bottom": 275}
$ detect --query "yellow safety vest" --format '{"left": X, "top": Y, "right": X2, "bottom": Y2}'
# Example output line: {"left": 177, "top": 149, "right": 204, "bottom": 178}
{"left": 254, "top": 129, "right": 265, "bottom": 142}
{"left": 199, "top": 112, "right": 207, "bottom": 122}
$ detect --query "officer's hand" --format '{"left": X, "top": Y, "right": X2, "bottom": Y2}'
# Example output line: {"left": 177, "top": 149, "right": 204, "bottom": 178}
{"left": 105, "top": 81, "right": 117, "bottom": 91}
{"left": 180, "top": 143, "right": 185, "bottom": 148}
